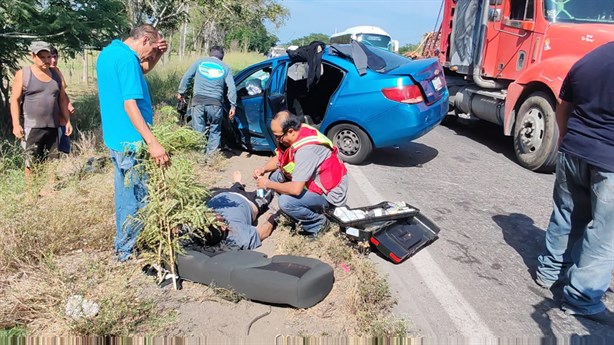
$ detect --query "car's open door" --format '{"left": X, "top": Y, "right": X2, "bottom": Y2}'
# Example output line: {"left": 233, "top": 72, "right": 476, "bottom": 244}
{"left": 261, "top": 61, "right": 289, "bottom": 151}
{"left": 232, "top": 63, "right": 274, "bottom": 151}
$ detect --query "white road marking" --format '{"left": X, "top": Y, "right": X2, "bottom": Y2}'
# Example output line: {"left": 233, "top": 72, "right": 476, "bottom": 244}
{"left": 347, "top": 165, "right": 496, "bottom": 338}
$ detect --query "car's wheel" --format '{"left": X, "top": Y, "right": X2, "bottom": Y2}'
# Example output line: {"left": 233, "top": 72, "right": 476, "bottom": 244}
{"left": 328, "top": 123, "right": 373, "bottom": 165}
{"left": 513, "top": 91, "right": 558, "bottom": 172}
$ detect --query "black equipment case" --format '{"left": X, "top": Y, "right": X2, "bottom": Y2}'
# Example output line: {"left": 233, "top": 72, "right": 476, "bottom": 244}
{"left": 327, "top": 202, "right": 440, "bottom": 264}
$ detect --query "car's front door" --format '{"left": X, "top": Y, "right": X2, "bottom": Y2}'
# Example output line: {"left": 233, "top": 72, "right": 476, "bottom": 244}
{"left": 261, "top": 61, "right": 289, "bottom": 150}
{"left": 233, "top": 64, "right": 275, "bottom": 151}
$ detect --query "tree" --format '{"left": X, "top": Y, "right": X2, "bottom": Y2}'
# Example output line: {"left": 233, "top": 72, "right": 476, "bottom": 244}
{"left": 289, "top": 33, "right": 330, "bottom": 46}
{"left": 398, "top": 43, "right": 420, "bottom": 55}
{"left": 225, "top": 22, "right": 279, "bottom": 53}
{"left": 124, "top": 0, "right": 189, "bottom": 32}
{"left": 189, "top": 0, "right": 288, "bottom": 54}
{"left": 0, "top": 0, "right": 130, "bottom": 136}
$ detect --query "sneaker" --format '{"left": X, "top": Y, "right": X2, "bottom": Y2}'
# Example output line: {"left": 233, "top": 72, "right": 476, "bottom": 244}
{"left": 566, "top": 308, "right": 614, "bottom": 327}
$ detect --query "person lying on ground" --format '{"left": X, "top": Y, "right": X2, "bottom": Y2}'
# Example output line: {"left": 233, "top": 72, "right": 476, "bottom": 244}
{"left": 197, "top": 171, "right": 277, "bottom": 250}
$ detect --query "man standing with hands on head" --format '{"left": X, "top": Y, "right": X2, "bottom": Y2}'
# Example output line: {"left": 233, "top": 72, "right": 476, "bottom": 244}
{"left": 96, "top": 24, "right": 170, "bottom": 262}
{"left": 253, "top": 110, "right": 348, "bottom": 238}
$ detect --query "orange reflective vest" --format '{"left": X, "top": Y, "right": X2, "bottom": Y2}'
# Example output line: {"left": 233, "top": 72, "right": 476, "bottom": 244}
{"left": 276, "top": 124, "right": 347, "bottom": 195}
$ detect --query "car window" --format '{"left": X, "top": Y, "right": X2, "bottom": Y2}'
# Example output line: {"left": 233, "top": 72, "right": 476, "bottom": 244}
{"left": 363, "top": 45, "right": 411, "bottom": 72}
{"left": 237, "top": 67, "right": 272, "bottom": 97}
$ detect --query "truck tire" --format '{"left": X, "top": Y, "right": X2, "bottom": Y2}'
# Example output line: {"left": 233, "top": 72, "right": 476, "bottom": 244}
{"left": 513, "top": 92, "right": 559, "bottom": 172}
{"left": 328, "top": 123, "right": 372, "bottom": 165}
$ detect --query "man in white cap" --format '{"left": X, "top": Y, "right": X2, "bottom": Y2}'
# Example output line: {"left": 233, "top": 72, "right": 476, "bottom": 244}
{"left": 10, "top": 41, "right": 72, "bottom": 177}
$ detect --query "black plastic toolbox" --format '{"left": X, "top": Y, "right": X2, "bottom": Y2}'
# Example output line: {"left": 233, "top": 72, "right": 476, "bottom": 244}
{"left": 327, "top": 202, "right": 440, "bottom": 263}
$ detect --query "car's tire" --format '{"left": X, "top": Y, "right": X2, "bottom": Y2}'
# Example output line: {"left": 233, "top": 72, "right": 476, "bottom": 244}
{"left": 513, "top": 91, "right": 558, "bottom": 172}
{"left": 328, "top": 123, "right": 373, "bottom": 165}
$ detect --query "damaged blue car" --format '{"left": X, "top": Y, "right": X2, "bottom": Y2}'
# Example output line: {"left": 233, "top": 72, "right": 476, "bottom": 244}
{"left": 226, "top": 43, "right": 448, "bottom": 164}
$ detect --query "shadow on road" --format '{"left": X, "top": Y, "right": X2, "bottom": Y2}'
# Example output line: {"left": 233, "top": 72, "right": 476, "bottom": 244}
{"left": 368, "top": 142, "right": 439, "bottom": 167}
{"left": 442, "top": 119, "right": 516, "bottom": 163}
{"left": 492, "top": 213, "right": 559, "bottom": 338}
{"left": 492, "top": 213, "right": 545, "bottom": 280}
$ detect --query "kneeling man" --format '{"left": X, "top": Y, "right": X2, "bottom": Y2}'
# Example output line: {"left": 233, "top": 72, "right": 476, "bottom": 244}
{"left": 253, "top": 111, "right": 348, "bottom": 236}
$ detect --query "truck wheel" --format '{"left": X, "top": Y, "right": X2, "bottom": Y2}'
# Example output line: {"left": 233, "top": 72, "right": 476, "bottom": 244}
{"left": 328, "top": 124, "right": 372, "bottom": 165}
{"left": 513, "top": 92, "right": 558, "bottom": 172}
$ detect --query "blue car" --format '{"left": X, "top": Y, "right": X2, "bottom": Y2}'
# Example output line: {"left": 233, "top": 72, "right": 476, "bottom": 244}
{"left": 229, "top": 44, "right": 448, "bottom": 164}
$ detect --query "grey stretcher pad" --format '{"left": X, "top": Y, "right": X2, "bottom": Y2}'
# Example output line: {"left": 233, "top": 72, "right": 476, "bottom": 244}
{"left": 176, "top": 249, "right": 335, "bottom": 308}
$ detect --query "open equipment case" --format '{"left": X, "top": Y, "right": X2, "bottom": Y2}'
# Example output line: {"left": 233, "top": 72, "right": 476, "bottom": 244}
{"left": 328, "top": 201, "right": 440, "bottom": 264}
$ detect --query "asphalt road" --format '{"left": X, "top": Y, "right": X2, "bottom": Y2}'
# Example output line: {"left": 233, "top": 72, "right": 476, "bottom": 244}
{"left": 345, "top": 120, "right": 614, "bottom": 339}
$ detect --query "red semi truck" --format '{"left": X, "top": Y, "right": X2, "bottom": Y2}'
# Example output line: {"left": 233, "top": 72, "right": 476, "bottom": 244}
{"left": 427, "top": 0, "right": 614, "bottom": 171}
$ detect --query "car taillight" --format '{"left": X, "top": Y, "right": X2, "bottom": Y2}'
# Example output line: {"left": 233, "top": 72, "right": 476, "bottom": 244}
{"left": 381, "top": 85, "right": 424, "bottom": 104}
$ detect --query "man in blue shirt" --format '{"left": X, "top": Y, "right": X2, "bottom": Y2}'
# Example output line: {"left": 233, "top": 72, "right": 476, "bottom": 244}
{"left": 96, "top": 24, "right": 170, "bottom": 262}
{"left": 177, "top": 46, "right": 237, "bottom": 159}
{"left": 536, "top": 42, "right": 614, "bottom": 326}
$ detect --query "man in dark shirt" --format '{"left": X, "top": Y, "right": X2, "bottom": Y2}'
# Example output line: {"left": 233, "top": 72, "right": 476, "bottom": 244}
{"left": 536, "top": 42, "right": 614, "bottom": 326}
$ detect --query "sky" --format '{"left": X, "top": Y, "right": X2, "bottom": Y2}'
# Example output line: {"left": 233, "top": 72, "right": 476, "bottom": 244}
{"left": 270, "top": 0, "right": 444, "bottom": 46}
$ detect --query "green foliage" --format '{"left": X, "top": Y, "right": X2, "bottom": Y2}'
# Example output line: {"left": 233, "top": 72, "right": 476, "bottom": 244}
{"left": 398, "top": 43, "right": 420, "bottom": 55}
{"left": 134, "top": 124, "right": 217, "bottom": 289}
{"left": 289, "top": 33, "right": 330, "bottom": 46}
{"left": 0, "top": 326, "right": 26, "bottom": 338}
{"left": 188, "top": 0, "right": 288, "bottom": 52}
{"left": 0, "top": 140, "right": 24, "bottom": 173}
{"left": 225, "top": 23, "right": 279, "bottom": 53}
{"left": 146, "top": 70, "right": 184, "bottom": 107}
{"left": 0, "top": 0, "right": 130, "bottom": 136}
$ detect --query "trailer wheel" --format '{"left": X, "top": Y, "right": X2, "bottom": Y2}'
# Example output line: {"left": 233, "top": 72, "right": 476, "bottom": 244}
{"left": 513, "top": 92, "right": 559, "bottom": 172}
{"left": 328, "top": 123, "right": 372, "bottom": 165}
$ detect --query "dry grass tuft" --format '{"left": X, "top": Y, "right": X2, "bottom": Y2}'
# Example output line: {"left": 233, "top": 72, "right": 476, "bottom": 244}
{"left": 276, "top": 224, "right": 407, "bottom": 337}
{"left": 0, "top": 153, "right": 114, "bottom": 272}
{"left": 0, "top": 252, "right": 171, "bottom": 335}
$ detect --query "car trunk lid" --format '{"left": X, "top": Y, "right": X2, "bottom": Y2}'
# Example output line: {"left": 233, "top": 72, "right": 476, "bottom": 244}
{"left": 387, "top": 58, "right": 446, "bottom": 105}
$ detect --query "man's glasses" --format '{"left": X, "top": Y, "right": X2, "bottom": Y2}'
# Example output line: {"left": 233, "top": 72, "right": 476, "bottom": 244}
{"left": 274, "top": 131, "right": 286, "bottom": 141}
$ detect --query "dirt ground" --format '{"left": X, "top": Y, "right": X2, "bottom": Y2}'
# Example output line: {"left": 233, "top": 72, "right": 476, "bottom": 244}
{"left": 142, "top": 151, "right": 396, "bottom": 339}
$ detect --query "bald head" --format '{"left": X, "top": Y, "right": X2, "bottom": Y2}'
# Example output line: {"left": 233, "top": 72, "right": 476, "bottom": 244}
{"left": 271, "top": 110, "right": 302, "bottom": 146}
{"left": 273, "top": 110, "right": 301, "bottom": 133}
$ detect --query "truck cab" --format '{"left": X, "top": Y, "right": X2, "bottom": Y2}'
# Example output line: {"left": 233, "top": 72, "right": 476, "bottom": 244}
{"left": 436, "top": 0, "right": 614, "bottom": 171}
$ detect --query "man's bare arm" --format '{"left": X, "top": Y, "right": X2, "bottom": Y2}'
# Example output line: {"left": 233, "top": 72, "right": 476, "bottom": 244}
{"left": 124, "top": 99, "right": 169, "bottom": 166}
{"left": 555, "top": 99, "right": 573, "bottom": 148}
{"left": 9, "top": 70, "right": 24, "bottom": 139}
{"left": 141, "top": 39, "right": 168, "bottom": 74}
{"left": 258, "top": 178, "right": 305, "bottom": 196}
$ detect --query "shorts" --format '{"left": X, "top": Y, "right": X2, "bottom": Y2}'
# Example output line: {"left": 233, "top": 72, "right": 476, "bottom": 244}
{"left": 59, "top": 125, "right": 71, "bottom": 154}
{"left": 21, "top": 127, "right": 59, "bottom": 168}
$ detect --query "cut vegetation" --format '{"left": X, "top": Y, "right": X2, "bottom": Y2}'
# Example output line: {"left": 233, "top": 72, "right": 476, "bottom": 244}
{"left": 0, "top": 54, "right": 408, "bottom": 337}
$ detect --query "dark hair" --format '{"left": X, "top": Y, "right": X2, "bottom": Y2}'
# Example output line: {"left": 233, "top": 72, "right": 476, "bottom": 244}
{"left": 209, "top": 45, "right": 225, "bottom": 59}
{"left": 274, "top": 110, "right": 302, "bottom": 133}
{"left": 50, "top": 46, "right": 58, "bottom": 56}
{"left": 130, "top": 24, "right": 159, "bottom": 43}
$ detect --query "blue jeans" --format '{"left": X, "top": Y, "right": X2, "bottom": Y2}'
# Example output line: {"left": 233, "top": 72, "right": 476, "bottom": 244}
{"left": 191, "top": 104, "right": 223, "bottom": 156}
{"left": 110, "top": 149, "right": 148, "bottom": 261}
{"left": 270, "top": 170, "right": 329, "bottom": 234}
{"left": 537, "top": 152, "right": 614, "bottom": 315}
{"left": 59, "top": 125, "right": 71, "bottom": 154}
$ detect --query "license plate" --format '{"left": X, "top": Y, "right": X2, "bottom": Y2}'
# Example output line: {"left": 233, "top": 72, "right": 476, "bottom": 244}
{"left": 432, "top": 76, "right": 443, "bottom": 91}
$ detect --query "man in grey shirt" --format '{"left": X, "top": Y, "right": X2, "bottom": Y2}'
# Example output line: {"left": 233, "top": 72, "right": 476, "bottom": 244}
{"left": 254, "top": 111, "right": 349, "bottom": 236}
{"left": 10, "top": 41, "right": 72, "bottom": 177}
{"left": 177, "top": 46, "right": 237, "bottom": 158}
